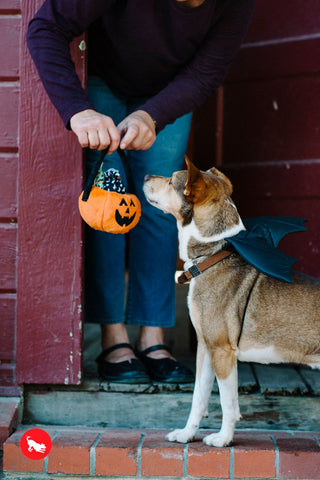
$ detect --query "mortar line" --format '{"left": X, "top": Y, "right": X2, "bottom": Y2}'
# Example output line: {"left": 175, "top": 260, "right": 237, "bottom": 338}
{"left": 229, "top": 445, "right": 234, "bottom": 479}
{"left": 270, "top": 435, "right": 279, "bottom": 478}
{"left": 44, "top": 430, "right": 59, "bottom": 474}
{"left": 183, "top": 442, "right": 189, "bottom": 477}
{"left": 90, "top": 432, "right": 102, "bottom": 475}
{"left": 313, "top": 435, "right": 320, "bottom": 448}
{"left": 137, "top": 432, "right": 146, "bottom": 477}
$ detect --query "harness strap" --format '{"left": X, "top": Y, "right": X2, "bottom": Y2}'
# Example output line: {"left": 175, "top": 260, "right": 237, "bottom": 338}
{"left": 237, "top": 271, "right": 259, "bottom": 346}
{"left": 177, "top": 249, "right": 233, "bottom": 284}
{"left": 82, "top": 147, "right": 133, "bottom": 201}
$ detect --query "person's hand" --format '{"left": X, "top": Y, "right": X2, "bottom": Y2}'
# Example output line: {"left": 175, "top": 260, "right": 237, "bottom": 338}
{"left": 118, "top": 110, "right": 156, "bottom": 151}
{"left": 70, "top": 109, "right": 121, "bottom": 153}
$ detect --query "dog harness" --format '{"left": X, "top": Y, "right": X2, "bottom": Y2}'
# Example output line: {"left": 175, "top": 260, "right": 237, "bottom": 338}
{"left": 177, "top": 249, "right": 233, "bottom": 284}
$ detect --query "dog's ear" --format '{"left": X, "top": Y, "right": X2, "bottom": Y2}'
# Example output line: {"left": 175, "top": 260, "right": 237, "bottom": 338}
{"left": 208, "top": 167, "right": 233, "bottom": 196}
{"left": 184, "top": 156, "right": 208, "bottom": 203}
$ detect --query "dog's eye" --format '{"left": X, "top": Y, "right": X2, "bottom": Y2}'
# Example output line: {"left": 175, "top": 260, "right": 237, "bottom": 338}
{"left": 168, "top": 178, "right": 172, "bottom": 185}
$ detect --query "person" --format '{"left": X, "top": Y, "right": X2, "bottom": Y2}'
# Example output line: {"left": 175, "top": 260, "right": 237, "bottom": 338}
{"left": 27, "top": 0, "right": 255, "bottom": 383}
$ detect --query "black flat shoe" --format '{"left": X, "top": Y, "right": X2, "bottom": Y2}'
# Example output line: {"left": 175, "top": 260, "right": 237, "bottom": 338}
{"left": 96, "top": 343, "right": 150, "bottom": 383}
{"left": 136, "top": 344, "right": 194, "bottom": 384}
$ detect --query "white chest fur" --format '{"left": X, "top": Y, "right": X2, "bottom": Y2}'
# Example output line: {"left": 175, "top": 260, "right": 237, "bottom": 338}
{"left": 178, "top": 218, "right": 245, "bottom": 263}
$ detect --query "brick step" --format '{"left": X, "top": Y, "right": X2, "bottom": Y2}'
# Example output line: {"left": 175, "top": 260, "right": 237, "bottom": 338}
{"left": 3, "top": 425, "right": 320, "bottom": 479}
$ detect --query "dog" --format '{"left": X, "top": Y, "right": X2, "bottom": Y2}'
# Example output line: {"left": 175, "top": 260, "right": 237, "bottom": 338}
{"left": 143, "top": 157, "right": 320, "bottom": 447}
{"left": 27, "top": 436, "right": 47, "bottom": 454}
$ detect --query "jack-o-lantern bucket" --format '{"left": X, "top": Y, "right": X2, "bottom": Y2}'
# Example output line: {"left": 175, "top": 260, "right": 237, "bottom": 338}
{"left": 79, "top": 187, "right": 141, "bottom": 234}
{"left": 79, "top": 148, "right": 141, "bottom": 234}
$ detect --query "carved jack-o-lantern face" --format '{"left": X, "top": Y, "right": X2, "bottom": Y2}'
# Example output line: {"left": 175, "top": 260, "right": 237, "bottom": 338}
{"left": 79, "top": 186, "right": 141, "bottom": 233}
{"left": 115, "top": 197, "right": 138, "bottom": 227}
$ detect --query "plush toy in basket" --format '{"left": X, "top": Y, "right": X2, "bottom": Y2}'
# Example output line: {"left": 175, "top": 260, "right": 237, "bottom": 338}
{"left": 79, "top": 149, "right": 141, "bottom": 234}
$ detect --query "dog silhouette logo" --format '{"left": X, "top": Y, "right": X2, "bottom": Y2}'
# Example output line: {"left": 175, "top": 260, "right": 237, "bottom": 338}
{"left": 20, "top": 428, "right": 52, "bottom": 460}
{"left": 26, "top": 436, "right": 46, "bottom": 453}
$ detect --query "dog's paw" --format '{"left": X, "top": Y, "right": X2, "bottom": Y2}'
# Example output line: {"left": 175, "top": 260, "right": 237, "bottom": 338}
{"left": 166, "top": 428, "right": 195, "bottom": 444}
{"left": 203, "top": 432, "right": 232, "bottom": 448}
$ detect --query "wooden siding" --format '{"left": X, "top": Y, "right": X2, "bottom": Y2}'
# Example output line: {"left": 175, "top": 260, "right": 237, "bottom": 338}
{"left": 0, "top": 2, "right": 20, "bottom": 393}
{"left": 0, "top": 17, "right": 20, "bottom": 79}
{"left": 1, "top": 0, "right": 319, "bottom": 388}
{"left": 193, "top": 0, "right": 320, "bottom": 278}
{"left": 1, "top": 0, "right": 84, "bottom": 387}
{"left": 16, "top": 1, "right": 85, "bottom": 384}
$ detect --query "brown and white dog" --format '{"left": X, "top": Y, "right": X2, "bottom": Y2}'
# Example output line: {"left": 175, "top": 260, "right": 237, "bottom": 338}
{"left": 143, "top": 157, "right": 320, "bottom": 447}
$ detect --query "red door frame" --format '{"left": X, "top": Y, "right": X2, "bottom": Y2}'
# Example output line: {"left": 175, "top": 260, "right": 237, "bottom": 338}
{"left": 16, "top": 0, "right": 86, "bottom": 384}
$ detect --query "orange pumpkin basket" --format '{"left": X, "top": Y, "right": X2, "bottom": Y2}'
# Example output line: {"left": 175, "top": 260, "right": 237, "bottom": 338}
{"left": 79, "top": 148, "right": 141, "bottom": 234}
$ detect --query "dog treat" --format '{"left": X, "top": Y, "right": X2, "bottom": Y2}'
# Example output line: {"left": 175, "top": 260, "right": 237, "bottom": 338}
{"left": 94, "top": 166, "right": 126, "bottom": 194}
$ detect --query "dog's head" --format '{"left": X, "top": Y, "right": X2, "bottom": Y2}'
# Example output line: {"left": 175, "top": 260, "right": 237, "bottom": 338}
{"left": 144, "top": 156, "right": 234, "bottom": 222}
{"left": 143, "top": 157, "right": 244, "bottom": 259}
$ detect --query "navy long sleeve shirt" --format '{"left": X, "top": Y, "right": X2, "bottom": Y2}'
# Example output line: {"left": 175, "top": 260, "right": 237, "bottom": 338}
{"left": 27, "top": 0, "right": 255, "bottom": 132}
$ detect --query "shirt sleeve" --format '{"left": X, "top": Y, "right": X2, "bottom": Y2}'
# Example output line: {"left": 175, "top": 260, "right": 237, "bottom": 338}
{"left": 26, "top": 0, "right": 116, "bottom": 127}
{"left": 140, "top": 0, "right": 255, "bottom": 133}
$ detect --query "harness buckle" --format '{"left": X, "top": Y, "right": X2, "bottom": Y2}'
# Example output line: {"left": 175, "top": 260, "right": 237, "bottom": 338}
{"left": 188, "top": 264, "right": 202, "bottom": 278}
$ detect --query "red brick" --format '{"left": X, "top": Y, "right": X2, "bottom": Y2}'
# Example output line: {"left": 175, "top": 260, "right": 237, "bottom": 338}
{"left": 3, "top": 429, "right": 44, "bottom": 473}
{"left": 141, "top": 430, "right": 184, "bottom": 477}
{"left": 48, "top": 430, "right": 98, "bottom": 475}
{"left": 188, "top": 438, "right": 230, "bottom": 478}
{"left": 233, "top": 433, "right": 276, "bottom": 478}
{"left": 95, "top": 429, "right": 140, "bottom": 476}
{"left": 277, "top": 435, "right": 320, "bottom": 479}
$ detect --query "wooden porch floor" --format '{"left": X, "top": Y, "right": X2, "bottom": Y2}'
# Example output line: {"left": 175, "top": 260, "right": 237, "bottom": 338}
{"left": 83, "top": 283, "right": 320, "bottom": 398}
{"left": 19, "top": 283, "right": 320, "bottom": 432}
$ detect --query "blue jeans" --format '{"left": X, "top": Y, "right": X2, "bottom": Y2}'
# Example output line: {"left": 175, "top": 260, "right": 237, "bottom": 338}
{"left": 85, "top": 76, "right": 192, "bottom": 327}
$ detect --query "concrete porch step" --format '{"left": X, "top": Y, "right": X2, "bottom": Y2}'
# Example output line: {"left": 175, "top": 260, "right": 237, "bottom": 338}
{"left": 23, "top": 359, "right": 320, "bottom": 431}
{"left": 0, "top": 397, "right": 21, "bottom": 448}
{"left": 3, "top": 425, "right": 320, "bottom": 479}
{"left": 22, "top": 387, "right": 320, "bottom": 432}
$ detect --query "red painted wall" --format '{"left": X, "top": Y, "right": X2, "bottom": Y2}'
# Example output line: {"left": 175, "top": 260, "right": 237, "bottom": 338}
{"left": 16, "top": 0, "right": 85, "bottom": 385}
{"left": 1, "top": 0, "right": 319, "bottom": 389}
{"left": 0, "top": 0, "right": 85, "bottom": 388}
{"left": 0, "top": 0, "right": 20, "bottom": 394}
{"left": 193, "top": 0, "right": 320, "bottom": 278}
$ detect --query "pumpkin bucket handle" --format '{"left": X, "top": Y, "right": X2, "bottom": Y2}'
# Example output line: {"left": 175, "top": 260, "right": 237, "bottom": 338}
{"left": 78, "top": 146, "right": 141, "bottom": 234}
{"left": 82, "top": 147, "right": 133, "bottom": 202}
{"left": 81, "top": 150, "right": 104, "bottom": 202}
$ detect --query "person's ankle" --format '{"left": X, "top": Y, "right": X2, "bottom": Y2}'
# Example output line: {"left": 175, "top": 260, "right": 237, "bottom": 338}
{"left": 138, "top": 326, "right": 163, "bottom": 350}
{"left": 138, "top": 326, "right": 174, "bottom": 360}
{"left": 100, "top": 323, "right": 136, "bottom": 363}
{"left": 101, "top": 323, "right": 129, "bottom": 349}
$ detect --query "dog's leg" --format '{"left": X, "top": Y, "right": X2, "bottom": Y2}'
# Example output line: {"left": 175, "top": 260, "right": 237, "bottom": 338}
{"left": 166, "top": 341, "right": 215, "bottom": 443}
{"left": 203, "top": 356, "right": 240, "bottom": 448}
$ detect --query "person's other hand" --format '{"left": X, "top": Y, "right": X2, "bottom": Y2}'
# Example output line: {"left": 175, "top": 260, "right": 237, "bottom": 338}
{"left": 70, "top": 109, "right": 121, "bottom": 153}
{"left": 118, "top": 110, "right": 156, "bottom": 151}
